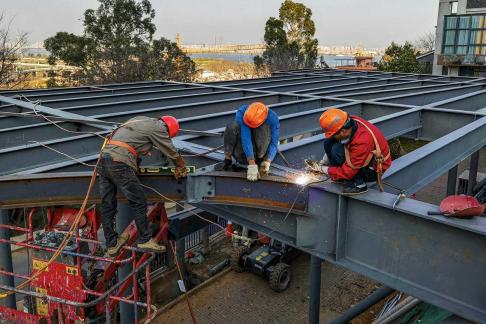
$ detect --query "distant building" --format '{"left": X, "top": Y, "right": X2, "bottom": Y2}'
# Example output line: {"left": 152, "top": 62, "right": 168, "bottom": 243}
{"left": 434, "top": 0, "right": 486, "bottom": 76}
{"left": 417, "top": 50, "right": 434, "bottom": 74}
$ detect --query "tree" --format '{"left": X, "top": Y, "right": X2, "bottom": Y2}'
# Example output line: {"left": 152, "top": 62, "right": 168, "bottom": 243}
{"left": 415, "top": 31, "right": 435, "bottom": 52}
{"left": 44, "top": 0, "right": 195, "bottom": 86}
{"left": 254, "top": 0, "right": 318, "bottom": 72}
{"left": 0, "top": 13, "right": 28, "bottom": 89}
{"left": 377, "top": 42, "right": 423, "bottom": 73}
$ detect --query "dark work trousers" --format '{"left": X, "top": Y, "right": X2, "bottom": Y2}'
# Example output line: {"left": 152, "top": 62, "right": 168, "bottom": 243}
{"left": 224, "top": 121, "right": 271, "bottom": 164}
{"left": 97, "top": 154, "right": 151, "bottom": 248}
{"left": 323, "top": 138, "right": 377, "bottom": 187}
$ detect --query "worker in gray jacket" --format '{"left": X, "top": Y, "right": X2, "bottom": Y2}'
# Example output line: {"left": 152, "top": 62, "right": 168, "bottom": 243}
{"left": 98, "top": 115, "right": 187, "bottom": 256}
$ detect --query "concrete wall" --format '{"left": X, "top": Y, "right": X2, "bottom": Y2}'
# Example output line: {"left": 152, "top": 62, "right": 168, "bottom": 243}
{"left": 433, "top": 0, "right": 453, "bottom": 75}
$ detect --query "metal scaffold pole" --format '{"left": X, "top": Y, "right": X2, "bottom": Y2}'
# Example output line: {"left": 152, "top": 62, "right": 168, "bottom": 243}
{"left": 0, "top": 209, "right": 16, "bottom": 308}
{"left": 116, "top": 203, "right": 135, "bottom": 323}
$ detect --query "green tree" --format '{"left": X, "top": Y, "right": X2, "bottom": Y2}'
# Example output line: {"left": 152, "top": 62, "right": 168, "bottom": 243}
{"left": 377, "top": 42, "right": 423, "bottom": 73}
{"left": 44, "top": 0, "right": 195, "bottom": 86}
{"left": 254, "top": 0, "right": 318, "bottom": 72}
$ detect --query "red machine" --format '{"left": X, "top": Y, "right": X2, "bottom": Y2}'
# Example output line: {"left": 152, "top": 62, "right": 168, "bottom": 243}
{"left": 0, "top": 203, "right": 168, "bottom": 323}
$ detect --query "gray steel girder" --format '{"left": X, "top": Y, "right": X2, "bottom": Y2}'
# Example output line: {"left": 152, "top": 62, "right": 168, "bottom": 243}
{"left": 186, "top": 172, "right": 486, "bottom": 323}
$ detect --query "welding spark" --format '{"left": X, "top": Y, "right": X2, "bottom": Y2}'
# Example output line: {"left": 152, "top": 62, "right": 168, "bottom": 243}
{"left": 295, "top": 174, "right": 310, "bottom": 186}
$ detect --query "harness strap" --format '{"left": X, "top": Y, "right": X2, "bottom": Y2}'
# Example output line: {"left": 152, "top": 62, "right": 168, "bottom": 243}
{"left": 343, "top": 118, "right": 390, "bottom": 191}
{"left": 105, "top": 140, "right": 138, "bottom": 158}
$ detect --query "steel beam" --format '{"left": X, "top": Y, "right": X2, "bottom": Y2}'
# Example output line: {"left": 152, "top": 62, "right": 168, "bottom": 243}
{"left": 0, "top": 99, "right": 346, "bottom": 174}
{"left": 302, "top": 80, "right": 421, "bottom": 96}
{"left": 255, "top": 77, "right": 364, "bottom": 92}
{"left": 0, "top": 172, "right": 185, "bottom": 208}
{"left": 186, "top": 172, "right": 486, "bottom": 323}
{"left": 0, "top": 93, "right": 292, "bottom": 149}
{"left": 0, "top": 80, "right": 182, "bottom": 98}
{"left": 428, "top": 89, "right": 486, "bottom": 112}
{"left": 0, "top": 95, "right": 110, "bottom": 132}
{"left": 381, "top": 117, "right": 486, "bottom": 194}
{"left": 376, "top": 84, "right": 484, "bottom": 106}
{"left": 333, "top": 83, "right": 462, "bottom": 101}
{"left": 27, "top": 86, "right": 222, "bottom": 109}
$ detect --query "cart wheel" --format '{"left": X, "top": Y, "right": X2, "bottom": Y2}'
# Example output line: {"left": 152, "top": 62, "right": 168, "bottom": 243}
{"left": 269, "top": 262, "right": 291, "bottom": 292}
{"left": 230, "top": 246, "right": 248, "bottom": 273}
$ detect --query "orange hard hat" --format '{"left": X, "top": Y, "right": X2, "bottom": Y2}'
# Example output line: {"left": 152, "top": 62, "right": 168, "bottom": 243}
{"left": 319, "top": 108, "right": 348, "bottom": 138}
{"left": 243, "top": 102, "right": 269, "bottom": 128}
{"left": 160, "top": 115, "right": 180, "bottom": 138}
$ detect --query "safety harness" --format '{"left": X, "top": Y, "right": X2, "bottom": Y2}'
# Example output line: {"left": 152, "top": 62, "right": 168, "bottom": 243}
{"left": 104, "top": 139, "right": 138, "bottom": 157}
{"left": 344, "top": 118, "right": 390, "bottom": 192}
{"left": 101, "top": 124, "right": 139, "bottom": 158}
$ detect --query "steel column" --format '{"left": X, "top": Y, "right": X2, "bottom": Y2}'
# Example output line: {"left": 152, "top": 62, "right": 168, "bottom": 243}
{"left": 467, "top": 151, "right": 480, "bottom": 195}
{"left": 308, "top": 255, "right": 322, "bottom": 324}
{"left": 329, "top": 287, "right": 395, "bottom": 324}
{"left": 115, "top": 203, "right": 135, "bottom": 323}
{"left": 447, "top": 166, "right": 458, "bottom": 196}
{"left": 0, "top": 209, "right": 16, "bottom": 308}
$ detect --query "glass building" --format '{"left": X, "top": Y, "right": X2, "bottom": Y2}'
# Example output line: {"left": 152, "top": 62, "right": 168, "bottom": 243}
{"left": 443, "top": 15, "right": 486, "bottom": 55}
{"left": 434, "top": 0, "right": 486, "bottom": 76}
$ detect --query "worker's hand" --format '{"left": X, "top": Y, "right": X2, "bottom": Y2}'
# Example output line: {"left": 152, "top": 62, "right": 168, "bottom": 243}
{"left": 320, "top": 154, "right": 329, "bottom": 166}
{"left": 259, "top": 161, "right": 271, "bottom": 176}
{"left": 247, "top": 164, "right": 260, "bottom": 181}
{"left": 174, "top": 166, "right": 188, "bottom": 180}
{"left": 305, "top": 159, "right": 328, "bottom": 174}
{"left": 173, "top": 155, "right": 187, "bottom": 180}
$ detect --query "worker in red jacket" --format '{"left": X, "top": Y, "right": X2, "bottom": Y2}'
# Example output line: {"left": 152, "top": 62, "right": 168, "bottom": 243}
{"left": 307, "top": 108, "right": 391, "bottom": 195}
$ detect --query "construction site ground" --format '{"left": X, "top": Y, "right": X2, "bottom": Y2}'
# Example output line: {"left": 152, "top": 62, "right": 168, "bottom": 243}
{"left": 153, "top": 147, "right": 486, "bottom": 324}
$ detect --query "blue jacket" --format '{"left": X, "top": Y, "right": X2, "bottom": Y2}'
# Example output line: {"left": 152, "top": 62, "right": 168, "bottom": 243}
{"left": 235, "top": 104, "right": 280, "bottom": 161}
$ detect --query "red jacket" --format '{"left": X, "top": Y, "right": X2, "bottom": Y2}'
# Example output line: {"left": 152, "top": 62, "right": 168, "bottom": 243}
{"left": 328, "top": 116, "right": 392, "bottom": 181}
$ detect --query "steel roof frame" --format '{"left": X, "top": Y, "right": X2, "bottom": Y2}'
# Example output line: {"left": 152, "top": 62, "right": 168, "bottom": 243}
{"left": 1, "top": 68, "right": 486, "bottom": 322}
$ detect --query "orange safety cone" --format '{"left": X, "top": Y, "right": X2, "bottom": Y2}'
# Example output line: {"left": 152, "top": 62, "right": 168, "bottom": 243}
{"left": 225, "top": 221, "right": 234, "bottom": 238}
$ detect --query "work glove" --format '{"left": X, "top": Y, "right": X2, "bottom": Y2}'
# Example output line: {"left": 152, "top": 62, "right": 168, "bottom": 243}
{"left": 173, "top": 155, "right": 188, "bottom": 180}
{"left": 320, "top": 154, "right": 329, "bottom": 166}
{"left": 247, "top": 164, "right": 260, "bottom": 181}
{"left": 259, "top": 161, "right": 271, "bottom": 176}
{"left": 305, "top": 159, "right": 329, "bottom": 174}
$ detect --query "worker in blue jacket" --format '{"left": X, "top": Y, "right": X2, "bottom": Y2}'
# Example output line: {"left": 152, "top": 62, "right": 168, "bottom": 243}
{"left": 223, "top": 102, "right": 280, "bottom": 181}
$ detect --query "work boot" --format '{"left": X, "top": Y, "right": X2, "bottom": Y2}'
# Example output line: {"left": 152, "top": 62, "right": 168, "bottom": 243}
{"left": 222, "top": 158, "right": 233, "bottom": 171}
{"left": 342, "top": 184, "right": 368, "bottom": 196}
{"left": 137, "top": 238, "right": 166, "bottom": 253}
{"left": 106, "top": 233, "right": 129, "bottom": 257}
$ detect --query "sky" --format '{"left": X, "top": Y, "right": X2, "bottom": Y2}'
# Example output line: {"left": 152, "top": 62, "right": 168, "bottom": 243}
{"left": 3, "top": 0, "right": 440, "bottom": 48}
